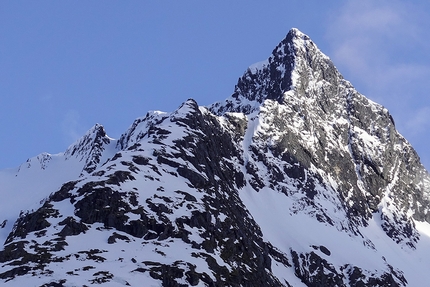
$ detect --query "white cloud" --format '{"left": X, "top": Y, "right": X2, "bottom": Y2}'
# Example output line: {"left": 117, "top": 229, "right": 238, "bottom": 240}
{"left": 325, "top": 0, "right": 430, "bottom": 168}
{"left": 326, "top": 0, "right": 425, "bottom": 82}
{"left": 325, "top": 0, "right": 430, "bottom": 118}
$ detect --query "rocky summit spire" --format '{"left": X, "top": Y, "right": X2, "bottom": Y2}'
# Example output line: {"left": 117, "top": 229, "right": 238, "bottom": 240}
{"left": 210, "top": 28, "right": 430, "bottom": 249}
{"left": 64, "top": 123, "right": 114, "bottom": 175}
{"left": 210, "top": 28, "right": 342, "bottom": 115}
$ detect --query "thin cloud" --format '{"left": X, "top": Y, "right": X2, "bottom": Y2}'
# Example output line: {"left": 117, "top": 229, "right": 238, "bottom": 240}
{"left": 39, "top": 93, "right": 53, "bottom": 103}
{"left": 325, "top": 0, "right": 430, "bottom": 169}
{"left": 325, "top": 0, "right": 430, "bottom": 116}
{"left": 326, "top": 0, "right": 424, "bottom": 82}
{"left": 406, "top": 106, "right": 430, "bottom": 136}
{"left": 61, "top": 110, "right": 82, "bottom": 144}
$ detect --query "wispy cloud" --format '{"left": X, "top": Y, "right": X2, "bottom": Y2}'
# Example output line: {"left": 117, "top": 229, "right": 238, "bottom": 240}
{"left": 61, "top": 110, "right": 82, "bottom": 144}
{"left": 326, "top": 0, "right": 429, "bottom": 96}
{"left": 325, "top": 0, "right": 430, "bottom": 168}
{"left": 405, "top": 106, "right": 430, "bottom": 136}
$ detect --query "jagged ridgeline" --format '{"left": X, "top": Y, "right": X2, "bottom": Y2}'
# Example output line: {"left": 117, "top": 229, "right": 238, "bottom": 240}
{"left": 1, "top": 28, "right": 430, "bottom": 286}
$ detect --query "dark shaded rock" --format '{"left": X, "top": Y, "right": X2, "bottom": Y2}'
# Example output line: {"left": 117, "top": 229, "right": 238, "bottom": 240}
{"left": 0, "top": 265, "right": 31, "bottom": 280}
{"left": 291, "top": 250, "right": 345, "bottom": 287}
{"left": 105, "top": 170, "right": 135, "bottom": 186}
{"left": 177, "top": 166, "right": 208, "bottom": 189}
{"left": 345, "top": 264, "right": 407, "bottom": 287}
{"left": 132, "top": 155, "right": 150, "bottom": 165}
{"left": 319, "top": 245, "right": 331, "bottom": 256}
{"left": 174, "top": 190, "right": 197, "bottom": 202}
{"left": 5, "top": 202, "right": 58, "bottom": 244}
{"left": 50, "top": 181, "right": 78, "bottom": 202}
{"left": 40, "top": 280, "right": 66, "bottom": 287}
{"left": 107, "top": 232, "right": 130, "bottom": 244}
{"left": 57, "top": 217, "right": 88, "bottom": 237}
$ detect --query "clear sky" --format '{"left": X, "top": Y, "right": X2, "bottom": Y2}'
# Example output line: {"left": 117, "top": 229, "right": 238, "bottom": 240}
{"left": 1, "top": 1, "right": 430, "bottom": 170}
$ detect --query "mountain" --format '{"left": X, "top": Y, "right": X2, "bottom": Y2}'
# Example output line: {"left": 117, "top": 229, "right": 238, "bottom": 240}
{"left": 1, "top": 28, "right": 430, "bottom": 286}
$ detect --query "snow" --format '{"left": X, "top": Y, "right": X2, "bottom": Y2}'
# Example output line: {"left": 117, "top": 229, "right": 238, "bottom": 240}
{"left": 238, "top": 182, "right": 430, "bottom": 285}
{"left": 0, "top": 153, "right": 84, "bottom": 243}
{"left": 247, "top": 59, "right": 268, "bottom": 74}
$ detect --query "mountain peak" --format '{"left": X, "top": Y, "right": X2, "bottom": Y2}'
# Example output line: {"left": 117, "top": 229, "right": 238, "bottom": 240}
{"left": 64, "top": 124, "right": 107, "bottom": 158}
{"left": 64, "top": 123, "right": 114, "bottom": 174}
{"left": 210, "top": 28, "right": 340, "bottom": 115}
{"left": 2, "top": 28, "right": 430, "bottom": 286}
{"left": 285, "top": 27, "right": 311, "bottom": 41}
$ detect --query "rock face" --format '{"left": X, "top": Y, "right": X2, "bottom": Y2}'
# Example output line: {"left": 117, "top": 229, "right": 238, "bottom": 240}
{"left": 1, "top": 28, "right": 430, "bottom": 286}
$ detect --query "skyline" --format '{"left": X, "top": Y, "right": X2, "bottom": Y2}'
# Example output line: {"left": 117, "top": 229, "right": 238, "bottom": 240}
{"left": 1, "top": 1, "right": 430, "bottom": 170}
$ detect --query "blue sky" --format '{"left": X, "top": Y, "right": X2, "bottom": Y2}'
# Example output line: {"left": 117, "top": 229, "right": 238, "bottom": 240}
{"left": 1, "top": 1, "right": 430, "bottom": 170}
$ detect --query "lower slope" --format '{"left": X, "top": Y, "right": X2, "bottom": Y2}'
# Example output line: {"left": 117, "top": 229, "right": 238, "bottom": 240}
{"left": 1, "top": 99, "right": 429, "bottom": 286}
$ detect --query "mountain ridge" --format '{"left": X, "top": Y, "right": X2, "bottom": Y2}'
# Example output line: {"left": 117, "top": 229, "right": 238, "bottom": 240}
{"left": 1, "top": 28, "right": 430, "bottom": 286}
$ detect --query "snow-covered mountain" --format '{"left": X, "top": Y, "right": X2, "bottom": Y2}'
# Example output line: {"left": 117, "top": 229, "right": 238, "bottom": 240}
{"left": 1, "top": 28, "right": 430, "bottom": 286}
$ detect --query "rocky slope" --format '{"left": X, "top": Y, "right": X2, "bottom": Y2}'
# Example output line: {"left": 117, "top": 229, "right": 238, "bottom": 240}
{"left": 0, "top": 28, "right": 429, "bottom": 286}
